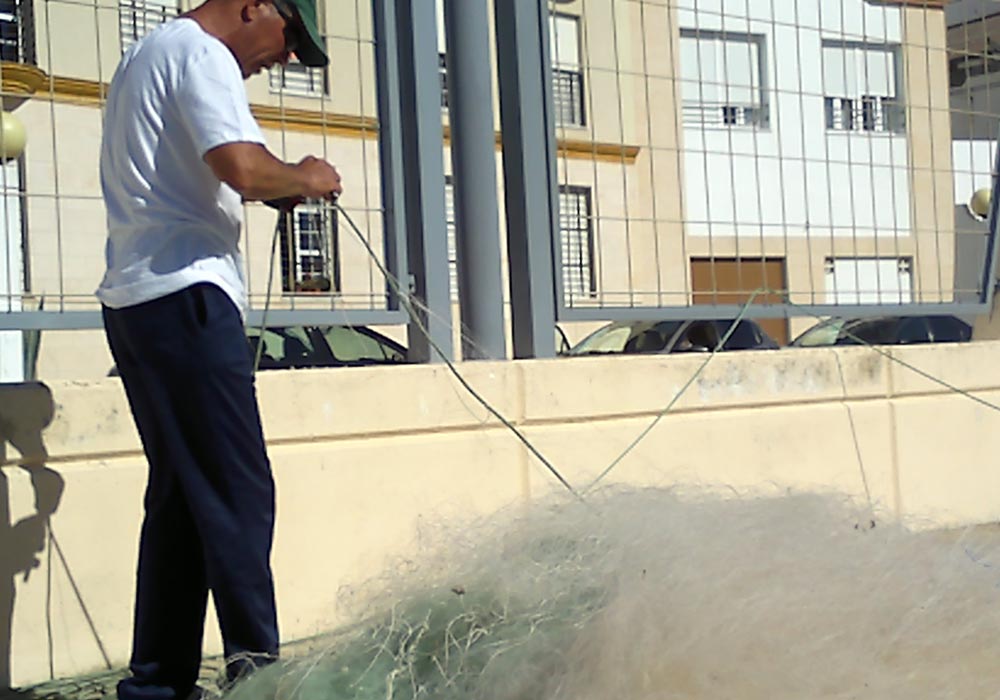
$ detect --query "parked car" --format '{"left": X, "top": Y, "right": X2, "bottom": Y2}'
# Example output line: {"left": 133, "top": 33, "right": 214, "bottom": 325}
{"left": 247, "top": 325, "right": 408, "bottom": 369}
{"left": 110, "top": 325, "right": 407, "bottom": 376}
{"left": 565, "top": 319, "right": 779, "bottom": 356}
{"left": 790, "top": 315, "right": 972, "bottom": 348}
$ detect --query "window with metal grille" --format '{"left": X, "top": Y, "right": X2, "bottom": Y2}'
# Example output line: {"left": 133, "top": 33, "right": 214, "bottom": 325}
{"left": 0, "top": 0, "right": 32, "bottom": 64}
{"left": 446, "top": 180, "right": 596, "bottom": 303}
{"left": 118, "top": 0, "right": 176, "bottom": 53}
{"left": 279, "top": 200, "right": 341, "bottom": 294}
{"left": 822, "top": 41, "right": 905, "bottom": 134}
{"left": 824, "top": 95, "right": 904, "bottom": 133}
{"left": 444, "top": 177, "right": 458, "bottom": 301}
{"left": 550, "top": 13, "right": 585, "bottom": 127}
{"left": 559, "top": 185, "right": 596, "bottom": 301}
{"left": 269, "top": 59, "right": 327, "bottom": 97}
{"left": 824, "top": 257, "right": 912, "bottom": 305}
{"left": 437, "top": 7, "right": 584, "bottom": 125}
{"left": 439, "top": 53, "right": 449, "bottom": 109}
{"left": 680, "top": 29, "right": 769, "bottom": 129}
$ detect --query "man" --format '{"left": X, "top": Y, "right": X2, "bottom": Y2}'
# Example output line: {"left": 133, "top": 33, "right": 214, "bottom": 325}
{"left": 97, "top": 0, "right": 341, "bottom": 696}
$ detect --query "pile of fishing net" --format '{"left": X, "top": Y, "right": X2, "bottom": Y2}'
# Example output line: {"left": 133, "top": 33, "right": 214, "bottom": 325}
{"left": 225, "top": 487, "right": 1000, "bottom": 699}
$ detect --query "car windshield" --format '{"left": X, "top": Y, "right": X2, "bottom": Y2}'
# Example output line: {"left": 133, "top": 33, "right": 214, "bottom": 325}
{"left": 568, "top": 324, "right": 635, "bottom": 354}
{"left": 247, "top": 326, "right": 328, "bottom": 368}
{"left": 569, "top": 321, "right": 685, "bottom": 355}
{"left": 793, "top": 319, "right": 845, "bottom": 347}
{"left": 320, "top": 326, "right": 405, "bottom": 363}
{"left": 838, "top": 318, "right": 899, "bottom": 345}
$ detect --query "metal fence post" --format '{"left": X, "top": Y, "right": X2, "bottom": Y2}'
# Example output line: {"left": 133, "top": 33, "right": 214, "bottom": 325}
{"left": 494, "top": 0, "right": 558, "bottom": 359}
{"left": 372, "top": 0, "right": 407, "bottom": 317}
{"left": 444, "top": 0, "right": 506, "bottom": 360}
{"left": 392, "top": 0, "right": 453, "bottom": 363}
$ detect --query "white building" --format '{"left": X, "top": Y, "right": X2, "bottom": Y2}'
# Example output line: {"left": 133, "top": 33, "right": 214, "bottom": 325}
{"left": 677, "top": 0, "right": 937, "bottom": 310}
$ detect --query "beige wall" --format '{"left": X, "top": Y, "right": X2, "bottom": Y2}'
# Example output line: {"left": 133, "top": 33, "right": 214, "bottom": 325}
{"left": 4, "top": 340, "right": 1000, "bottom": 686}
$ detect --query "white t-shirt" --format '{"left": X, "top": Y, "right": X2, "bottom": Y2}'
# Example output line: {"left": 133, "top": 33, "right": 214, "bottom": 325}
{"left": 97, "top": 18, "right": 265, "bottom": 314}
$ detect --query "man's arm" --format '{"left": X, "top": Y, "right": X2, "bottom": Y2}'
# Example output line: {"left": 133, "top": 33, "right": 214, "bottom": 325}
{"left": 204, "top": 142, "right": 342, "bottom": 202}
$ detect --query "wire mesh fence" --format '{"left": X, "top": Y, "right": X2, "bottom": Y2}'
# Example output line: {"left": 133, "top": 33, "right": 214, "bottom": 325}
{"left": 0, "top": 0, "right": 405, "bottom": 378}
{"left": 546, "top": 0, "right": 999, "bottom": 345}
{"left": 0, "top": 0, "right": 999, "bottom": 378}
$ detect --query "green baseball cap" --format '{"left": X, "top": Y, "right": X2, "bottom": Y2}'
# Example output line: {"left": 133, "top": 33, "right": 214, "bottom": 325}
{"left": 276, "top": 0, "right": 328, "bottom": 67}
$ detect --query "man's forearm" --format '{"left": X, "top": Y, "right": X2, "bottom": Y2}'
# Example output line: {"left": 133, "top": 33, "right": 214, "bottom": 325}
{"left": 204, "top": 142, "right": 320, "bottom": 201}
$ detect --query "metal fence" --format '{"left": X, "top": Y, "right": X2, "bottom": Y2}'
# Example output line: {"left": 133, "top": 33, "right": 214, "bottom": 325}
{"left": 0, "top": 0, "right": 409, "bottom": 326}
{"left": 1, "top": 0, "right": 1000, "bottom": 377}
{"left": 544, "top": 0, "right": 1000, "bottom": 346}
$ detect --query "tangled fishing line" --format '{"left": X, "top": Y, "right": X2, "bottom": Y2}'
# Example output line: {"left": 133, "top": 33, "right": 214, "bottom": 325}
{"left": 221, "top": 487, "right": 1000, "bottom": 700}
{"left": 224, "top": 204, "right": 1000, "bottom": 700}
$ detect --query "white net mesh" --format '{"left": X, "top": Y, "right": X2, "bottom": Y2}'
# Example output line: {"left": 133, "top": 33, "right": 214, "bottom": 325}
{"left": 221, "top": 486, "right": 1000, "bottom": 699}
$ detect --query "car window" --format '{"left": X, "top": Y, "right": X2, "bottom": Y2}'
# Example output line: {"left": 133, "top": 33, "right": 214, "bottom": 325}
{"left": 928, "top": 316, "right": 971, "bottom": 342}
{"left": 672, "top": 321, "right": 719, "bottom": 352}
{"left": 794, "top": 319, "right": 844, "bottom": 347}
{"left": 322, "top": 327, "right": 406, "bottom": 362}
{"left": 246, "top": 326, "right": 324, "bottom": 368}
{"left": 622, "top": 321, "right": 688, "bottom": 354}
{"left": 624, "top": 328, "right": 667, "bottom": 353}
{"left": 568, "top": 325, "right": 634, "bottom": 354}
{"left": 896, "top": 317, "right": 930, "bottom": 344}
{"left": 716, "top": 320, "right": 757, "bottom": 350}
{"left": 838, "top": 319, "right": 897, "bottom": 345}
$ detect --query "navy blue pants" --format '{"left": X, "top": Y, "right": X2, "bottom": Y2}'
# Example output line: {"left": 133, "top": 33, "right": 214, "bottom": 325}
{"left": 103, "top": 283, "right": 279, "bottom": 700}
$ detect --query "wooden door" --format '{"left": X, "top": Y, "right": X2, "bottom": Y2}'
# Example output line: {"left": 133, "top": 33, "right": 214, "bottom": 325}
{"left": 691, "top": 258, "right": 790, "bottom": 345}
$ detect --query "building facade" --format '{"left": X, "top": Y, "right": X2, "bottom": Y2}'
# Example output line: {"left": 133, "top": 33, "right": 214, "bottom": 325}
{"left": 0, "top": 0, "right": 960, "bottom": 378}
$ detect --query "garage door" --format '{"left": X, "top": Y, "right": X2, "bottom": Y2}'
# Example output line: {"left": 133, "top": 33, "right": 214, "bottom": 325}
{"left": 691, "top": 258, "right": 790, "bottom": 345}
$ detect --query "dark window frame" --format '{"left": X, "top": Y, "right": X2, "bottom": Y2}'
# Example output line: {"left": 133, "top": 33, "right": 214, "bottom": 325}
{"left": 279, "top": 199, "right": 342, "bottom": 295}
{"left": 558, "top": 184, "right": 597, "bottom": 301}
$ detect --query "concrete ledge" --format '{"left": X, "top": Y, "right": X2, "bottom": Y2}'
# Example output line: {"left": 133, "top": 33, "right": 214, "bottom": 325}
{"left": 2, "top": 341, "right": 1000, "bottom": 686}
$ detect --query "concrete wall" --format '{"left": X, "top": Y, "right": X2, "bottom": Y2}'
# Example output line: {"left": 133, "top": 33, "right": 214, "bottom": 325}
{"left": 3, "top": 341, "right": 1000, "bottom": 686}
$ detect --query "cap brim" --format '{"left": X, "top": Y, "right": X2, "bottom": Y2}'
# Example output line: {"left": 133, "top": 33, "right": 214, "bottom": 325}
{"left": 295, "top": 20, "right": 328, "bottom": 67}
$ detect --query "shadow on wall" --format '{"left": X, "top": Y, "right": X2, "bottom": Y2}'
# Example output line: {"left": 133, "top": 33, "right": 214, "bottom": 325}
{"left": 0, "top": 383, "right": 62, "bottom": 692}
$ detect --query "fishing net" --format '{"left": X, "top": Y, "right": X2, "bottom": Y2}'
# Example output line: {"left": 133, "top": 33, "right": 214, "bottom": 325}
{"left": 223, "top": 487, "right": 1000, "bottom": 699}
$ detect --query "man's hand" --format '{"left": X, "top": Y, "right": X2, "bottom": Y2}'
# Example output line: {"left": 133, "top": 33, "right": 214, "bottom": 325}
{"left": 297, "top": 156, "right": 342, "bottom": 200}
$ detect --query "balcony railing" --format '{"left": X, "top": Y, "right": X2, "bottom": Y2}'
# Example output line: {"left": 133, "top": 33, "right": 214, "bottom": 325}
{"left": 682, "top": 101, "right": 770, "bottom": 129}
{"left": 825, "top": 95, "right": 905, "bottom": 134}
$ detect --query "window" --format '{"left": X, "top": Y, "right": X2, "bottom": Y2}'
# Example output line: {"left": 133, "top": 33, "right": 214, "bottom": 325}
{"left": 437, "top": 4, "right": 584, "bottom": 125}
{"left": 559, "top": 185, "right": 596, "bottom": 301}
{"left": 0, "top": 0, "right": 32, "bottom": 63}
{"left": 444, "top": 177, "right": 458, "bottom": 301}
{"left": 549, "top": 14, "right": 585, "bottom": 127}
{"left": 279, "top": 199, "right": 340, "bottom": 294}
{"left": 437, "top": 0, "right": 449, "bottom": 109}
{"left": 446, "top": 180, "right": 595, "bottom": 304}
{"left": 269, "top": 59, "right": 327, "bottom": 97}
{"left": 321, "top": 326, "right": 405, "bottom": 363}
{"left": 438, "top": 53, "right": 449, "bottom": 109}
{"left": 823, "top": 41, "right": 904, "bottom": 133}
{"left": 680, "top": 29, "right": 768, "bottom": 129}
{"left": 119, "top": 0, "right": 176, "bottom": 53}
{"left": 824, "top": 257, "right": 912, "bottom": 305}
{"left": 839, "top": 318, "right": 901, "bottom": 345}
